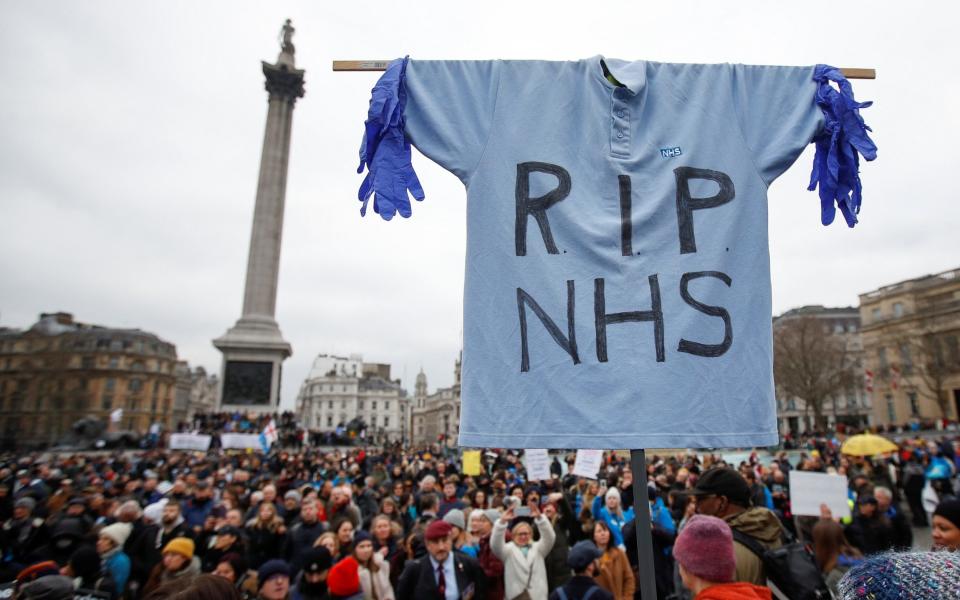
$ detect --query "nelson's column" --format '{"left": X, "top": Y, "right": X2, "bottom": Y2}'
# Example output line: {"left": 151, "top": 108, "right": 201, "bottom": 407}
{"left": 213, "top": 20, "right": 304, "bottom": 413}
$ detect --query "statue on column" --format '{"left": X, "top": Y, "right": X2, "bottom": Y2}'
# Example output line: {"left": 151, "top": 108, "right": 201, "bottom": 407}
{"left": 279, "top": 19, "right": 295, "bottom": 55}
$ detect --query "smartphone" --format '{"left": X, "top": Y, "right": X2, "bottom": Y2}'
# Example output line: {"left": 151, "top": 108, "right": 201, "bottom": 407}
{"left": 515, "top": 507, "right": 531, "bottom": 517}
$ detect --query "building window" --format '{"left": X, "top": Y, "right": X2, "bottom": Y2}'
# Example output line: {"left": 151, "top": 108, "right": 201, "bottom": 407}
{"left": 384, "top": 416, "right": 389, "bottom": 427}
{"left": 328, "top": 400, "right": 333, "bottom": 409}
{"left": 899, "top": 343, "right": 913, "bottom": 375}
{"left": 128, "top": 379, "right": 143, "bottom": 392}
{"left": 102, "top": 395, "right": 113, "bottom": 410}
{"left": 82, "top": 356, "right": 95, "bottom": 369}
{"left": 358, "top": 400, "right": 364, "bottom": 410}
{"left": 878, "top": 348, "right": 888, "bottom": 378}
{"left": 893, "top": 302, "right": 903, "bottom": 317}
{"left": 105, "top": 378, "right": 116, "bottom": 392}
{"left": 871, "top": 307, "right": 882, "bottom": 322}
{"left": 372, "top": 401, "right": 377, "bottom": 410}
{"left": 341, "top": 399, "right": 347, "bottom": 408}
{"left": 886, "top": 394, "right": 896, "bottom": 423}
{"left": 385, "top": 401, "right": 390, "bottom": 410}
{"left": 908, "top": 392, "right": 919, "bottom": 417}
{"left": 109, "top": 357, "right": 119, "bottom": 369}
{"left": 342, "top": 385, "right": 348, "bottom": 392}
{"left": 326, "top": 415, "right": 333, "bottom": 427}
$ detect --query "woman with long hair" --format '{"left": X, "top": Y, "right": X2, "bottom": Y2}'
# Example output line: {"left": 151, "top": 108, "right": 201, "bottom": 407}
{"left": 370, "top": 514, "right": 405, "bottom": 590}
{"left": 812, "top": 519, "right": 863, "bottom": 595}
{"left": 469, "top": 488, "right": 488, "bottom": 510}
{"left": 591, "top": 520, "right": 635, "bottom": 600}
{"left": 332, "top": 517, "right": 356, "bottom": 562}
{"left": 352, "top": 531, "right": 395, "bottom": 600}
{"left": 244, "top": 502, "right": 288, "bottom": 570}
{"left": 596, "top": 487, "right": 635, "bottom": 549}
{"left": 314, "top": 531, "right": 339, "bottom": 558}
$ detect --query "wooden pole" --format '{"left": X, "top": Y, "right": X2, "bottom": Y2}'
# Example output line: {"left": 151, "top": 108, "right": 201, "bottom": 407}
{"left": 631, "top": 449, "right": 658, "bottom": 600}
{"left": 333, "top": 60, "right": 876, "bottom": 79}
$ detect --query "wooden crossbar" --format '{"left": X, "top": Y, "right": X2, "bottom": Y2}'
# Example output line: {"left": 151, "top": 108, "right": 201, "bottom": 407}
{"left": 333, "top": 60, "right": 875, "bottom": 79}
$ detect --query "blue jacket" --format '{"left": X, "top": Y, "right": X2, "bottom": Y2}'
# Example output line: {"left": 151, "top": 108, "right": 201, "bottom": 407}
{"left": 104, "top": 551, "right": 131, "bottom": 595}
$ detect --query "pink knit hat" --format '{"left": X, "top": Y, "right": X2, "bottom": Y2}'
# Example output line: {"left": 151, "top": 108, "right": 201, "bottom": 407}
{"left": 673, "top": 515, "right": 736, "bottom": 583}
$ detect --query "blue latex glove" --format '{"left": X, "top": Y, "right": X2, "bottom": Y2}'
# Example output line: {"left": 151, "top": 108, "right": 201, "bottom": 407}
{"left": 357, "top": 56, "right": 425, "bottom": 220}
{"left": 808, "top": 64, "right": 877, "bottom": 227}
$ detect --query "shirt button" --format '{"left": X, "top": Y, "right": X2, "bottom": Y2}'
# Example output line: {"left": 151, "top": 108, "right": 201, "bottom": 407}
{"left": 617, "top": 132, "right": 624, "bottom": 139}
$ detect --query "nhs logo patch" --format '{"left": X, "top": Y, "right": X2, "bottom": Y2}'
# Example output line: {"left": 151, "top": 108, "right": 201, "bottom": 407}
{"left": 660, "top": 147, "right": 682, "bottom": 158}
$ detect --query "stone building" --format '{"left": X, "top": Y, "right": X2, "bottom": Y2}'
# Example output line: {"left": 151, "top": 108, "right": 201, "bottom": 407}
{"left": 174, "top": 362, "right": 219, "bottom": 427}
{"left": 0, "top": 312, "right": 178, "bottom": 448}
{"left": 773, "top": 306, "right": 872, "bottom": 435}
{"left": 411, "top": 355, "right": 462, "bottom": 446}
{"left": 859, "top": 267, "right": 960, "bottom": 426}
{"left": 296, "top": 353, "right": 409, "bottom": 443}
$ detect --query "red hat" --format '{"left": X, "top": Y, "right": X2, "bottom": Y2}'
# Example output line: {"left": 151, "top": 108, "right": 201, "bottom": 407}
{"left": 327, "top": 557, "right": 361, "bottom": 596}
{"left": 672, "top": 515, "right": 736, "bottom": 583}
{"left": 424, "top": 519, "right": 453, "bottom": 541}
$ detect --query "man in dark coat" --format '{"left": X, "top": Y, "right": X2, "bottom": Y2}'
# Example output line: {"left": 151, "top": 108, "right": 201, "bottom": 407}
{"left": 397, "top": 520, "right": 486, "bottom": 600}
{"left": 285, "top": 499, "right": 325, "bottom": 576}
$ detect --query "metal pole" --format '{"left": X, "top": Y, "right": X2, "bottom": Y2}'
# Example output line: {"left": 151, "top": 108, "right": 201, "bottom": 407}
{"left": 631, "top": 449, "right": 658, "bottom": 600}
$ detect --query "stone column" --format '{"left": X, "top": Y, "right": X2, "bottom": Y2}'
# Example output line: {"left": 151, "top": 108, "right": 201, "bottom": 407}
{"left": 213, "top": 23, "right": 304, "bottom": 413}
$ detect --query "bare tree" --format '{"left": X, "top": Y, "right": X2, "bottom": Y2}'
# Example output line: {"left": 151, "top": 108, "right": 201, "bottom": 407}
{"left": 901, "top": 331, "right": 960, "bottom": 418}
{"left": 773, "top": 316, "right": 856, "bottom": 431}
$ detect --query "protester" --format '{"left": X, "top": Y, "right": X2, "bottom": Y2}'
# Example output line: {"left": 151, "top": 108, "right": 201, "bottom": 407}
{"left": 286, "top": 498, "right": 324, "bottom": 576}
{"left": 811, "top": 519, "right": 862, "bottom": 595}
{"left": 470, "top": 508, "right": 505, "bottom": 600}
{"left": 328, "top": 555, "right": 364, "bottom": 600}
{"left": 63, "top": 545, "right": 118, "bottom": 598}
{"left": 353, "top": 530, "right": 395, "bottom": 600}
{"left": 673, "top": 515, "right": 771, "bottom": 600}
{"left": 256, "top": 559, "right": 292, "bottom": 600}
{"left": 291, "top": 547, "right": 332, "bottom": 600}
{"left": 492, "top": 500, "right": 555, "bottom": 600}
{"left": 690, "top": 468, "right": 783, "bottom": 586}
{"left": 246, "top": 502, "right": 288, "bottom": 570}
{"left": 397, "top": 520, "right": 486, "bottom": 600}
{"left": 97, "top": 522, "right": 133, "bottom": 595}
{"left": 589, "top": 521, "right": 634, "bottom": 600}
{"left": 548, "top": 540, "right": 613, "bottom": 600}
{"left": 931, "top": 497, "right": 960, "bottom": 551}
{"left": 142, "top": 537, "right": 201, "bottom": 597}
{"left": 844, "top": 495, "right": 896, "bottom": 556}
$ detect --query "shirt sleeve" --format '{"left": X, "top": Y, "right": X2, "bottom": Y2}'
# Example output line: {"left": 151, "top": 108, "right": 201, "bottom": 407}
{"left": 730, "top": 64, "right": 823, "bottom": 186}
{"left": 404, "top": 59, "right": 501, "bottom": 182}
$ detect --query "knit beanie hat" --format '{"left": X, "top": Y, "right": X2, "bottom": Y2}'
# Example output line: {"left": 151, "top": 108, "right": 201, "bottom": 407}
{"left": 933, "top": 497, "right": 960, "bottom": 529}
{"left": 483, "top": 509, "right": 501, "bottom": 526}
{"left": 605, "top": 486, "right": 621, "bottom": 501}
{"left": 69, "top": 546, "right": 102, "bottom": 579}
{"left": 353, "top": 530, "right": 373, "bottom": 546}
{"left": 443, "top": 508, "right": 466, "bottom": 530}
{"left": 257, "top": 559, "right": 291, "bottom": 589}
{"left": 99, "top": 522, "right": 133, "bottom": 547}
{"left": 143, "top": 499, "right": 167, "bottom": 523}
{"left": 163, "top": 537, "right": 195, "bottom": 560}
{"left": 15, "top": 496, "right": 37, "bottom": 513}
{"left": 672, "top": 515, "right": 736, "bottom": 583}
{"left": 837, "top": 551, "right": 960, "bottom": 599}
{"left": 327, "top": 556, "right": 361, "bottom": 597}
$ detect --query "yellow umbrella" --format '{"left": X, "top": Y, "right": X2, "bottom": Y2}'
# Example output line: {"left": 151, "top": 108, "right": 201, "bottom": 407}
{"left": 841, "top": 433, "right": 899, "bottom": 456}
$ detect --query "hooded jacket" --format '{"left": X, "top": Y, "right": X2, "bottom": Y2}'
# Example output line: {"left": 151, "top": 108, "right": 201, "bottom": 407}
{"left": 724, "top": 508, "right": 783, "bottom": 586}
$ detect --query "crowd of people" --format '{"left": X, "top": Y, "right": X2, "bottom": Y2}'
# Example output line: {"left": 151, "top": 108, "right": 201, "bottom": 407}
{"left": 0, "top": 429, "right": 957, "bottom": 600}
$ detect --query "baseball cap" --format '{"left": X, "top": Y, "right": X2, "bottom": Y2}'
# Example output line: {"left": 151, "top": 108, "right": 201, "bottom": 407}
{"left": 689, "top": 468, "right": 751, "bottom": 506}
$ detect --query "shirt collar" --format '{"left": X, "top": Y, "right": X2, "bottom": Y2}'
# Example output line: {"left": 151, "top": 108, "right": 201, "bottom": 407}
{"left": 595, "top": 56, "right": 648, "bottom": 95}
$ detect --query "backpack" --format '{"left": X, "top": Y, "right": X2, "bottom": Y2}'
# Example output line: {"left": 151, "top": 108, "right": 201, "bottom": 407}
{"left": 731, "top": 529, "right": 830, "bottom": 600}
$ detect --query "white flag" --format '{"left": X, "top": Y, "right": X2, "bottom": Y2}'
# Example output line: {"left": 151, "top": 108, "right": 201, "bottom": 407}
{"left": 110, "top": 408, "right": 123, "bottom": 423}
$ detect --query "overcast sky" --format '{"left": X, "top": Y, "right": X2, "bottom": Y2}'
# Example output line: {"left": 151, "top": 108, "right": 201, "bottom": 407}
{"left": 1, "top": 2, "right": 957, "bottom": 409}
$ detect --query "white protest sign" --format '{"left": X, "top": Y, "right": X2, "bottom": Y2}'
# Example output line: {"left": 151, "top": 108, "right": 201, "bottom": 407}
{"left": 788, "top": 471, "right": 851, "bottom": 519}
{"left": 220, "top": 433, "right": 261, "bottom": 450}
{"left": 572, "top": 449, "right": 604, "bottom": 479}
{"left": 524, "top": 449, "right": 551, "bottom": 481}
{"left": 169, "top": 433, "right": 212, "bottom": 451}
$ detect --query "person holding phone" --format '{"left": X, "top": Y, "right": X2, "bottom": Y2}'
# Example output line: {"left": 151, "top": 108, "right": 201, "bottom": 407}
{"left": 492, "top": 498, "right": 556, "bottom": 600}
